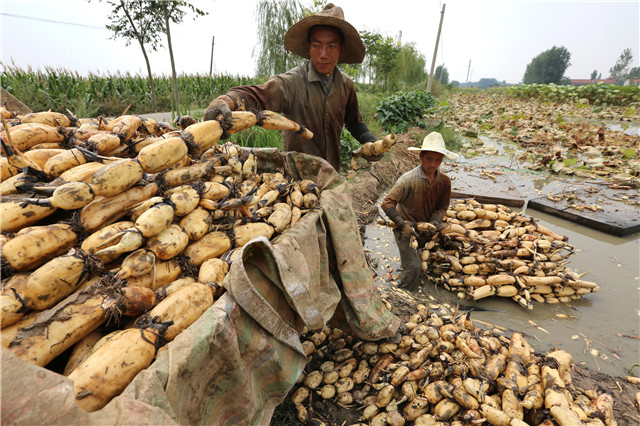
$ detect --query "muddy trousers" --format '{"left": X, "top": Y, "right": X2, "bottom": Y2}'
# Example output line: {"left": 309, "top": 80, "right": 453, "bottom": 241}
{"left": 392, "top": 228, "right": 423, "bottom": 292}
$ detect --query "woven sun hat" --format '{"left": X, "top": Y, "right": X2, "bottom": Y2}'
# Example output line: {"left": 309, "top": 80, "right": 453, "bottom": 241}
{"left": 283, "top": 3, "right": 365, "bottom": 64}
{"left": 408, "top": 132, "right": 459, "bottom": 160}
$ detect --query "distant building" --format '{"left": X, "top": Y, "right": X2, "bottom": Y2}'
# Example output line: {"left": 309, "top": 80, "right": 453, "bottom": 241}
{"left": 569, "top": 78, "right": 618, "bottom": 86}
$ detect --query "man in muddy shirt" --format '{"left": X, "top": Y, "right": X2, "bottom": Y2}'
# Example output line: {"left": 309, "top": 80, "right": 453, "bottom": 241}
{"left": 203, "top": 3, "right": 379, "bottom": 171}
{"left": 381, "top": 132, "right": 458, "bottom": 292}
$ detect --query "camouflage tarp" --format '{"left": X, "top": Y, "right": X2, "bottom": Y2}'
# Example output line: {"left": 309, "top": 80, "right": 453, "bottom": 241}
{"left": 1, "top": 150, "right": 399, "bottom": 425}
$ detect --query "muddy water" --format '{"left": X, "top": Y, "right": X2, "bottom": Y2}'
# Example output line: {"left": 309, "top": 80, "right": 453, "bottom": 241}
{"left": 364, "top": 130, "right": 639, "bottom": 377}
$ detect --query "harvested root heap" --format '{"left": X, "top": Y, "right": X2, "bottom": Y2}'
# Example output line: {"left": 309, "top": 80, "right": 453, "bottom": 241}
{"left": 292, "top": 305, "right": 617, "bottom": 425}
{"left": 381, "top": 199, "right": 600, "bottom": 309}
{"left": 0, "top": 108, "right": 323, "bottom": 412}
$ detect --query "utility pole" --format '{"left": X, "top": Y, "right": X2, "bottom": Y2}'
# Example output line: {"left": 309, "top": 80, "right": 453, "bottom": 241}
{"left": 465, "top": 60, "right": 471, "bottom": 86}
{"left": 427, "top": 3, "right": 446, "bottom": 93}
{"left": 438, "top": 63, "right": 445, "bottom": 84}
{"left": 209, "top": 36, "right": 215, "bottom": 76}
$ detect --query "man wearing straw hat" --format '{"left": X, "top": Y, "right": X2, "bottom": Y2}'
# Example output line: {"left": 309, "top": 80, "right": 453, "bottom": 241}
{"left": 203, "top": 3, "right": 380, "bottom": 171}
{"left": 381, "top": 132, "right": 459, "bottom": 292}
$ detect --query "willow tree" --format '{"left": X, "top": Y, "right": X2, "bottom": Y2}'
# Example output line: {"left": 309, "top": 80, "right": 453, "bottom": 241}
{"left": 387, "top": 43, "right": 427, "bottom": 91}
{"left": 254, "top": 0, "right": 306, "bottom": 77}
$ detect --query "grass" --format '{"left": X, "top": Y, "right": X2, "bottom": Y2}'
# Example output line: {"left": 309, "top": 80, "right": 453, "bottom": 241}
{"left": 356, "top": 91, "right": 389, "bottom": 135}
{"left": 230, "top": 126, "right": 285, "bottom": 150}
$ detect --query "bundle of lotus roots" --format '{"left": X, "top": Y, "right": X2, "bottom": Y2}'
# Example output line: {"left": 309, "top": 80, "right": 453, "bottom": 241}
{"left": 0, "top": 107, "right": 322, "bottom": 412}
{"left": 290, "top": 304, "right": 617, "bottom": 425}
{"left": 378, "top": 199, "right": 599, "bottom": 309}
{"left": 350, "top": 133, "right": 397, "bottom": 170}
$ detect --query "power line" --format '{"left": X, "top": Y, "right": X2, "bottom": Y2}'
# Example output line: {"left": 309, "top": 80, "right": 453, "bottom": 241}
{"left": 1, "top": 12, "right": 243, "bottom": 47}
{"left": 1, "top": 12, "right": 105, "bottom": 30}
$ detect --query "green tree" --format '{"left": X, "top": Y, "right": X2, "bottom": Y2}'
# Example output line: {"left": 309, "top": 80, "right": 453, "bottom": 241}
{"left": 387, "top": 43, "right": 426, "bottom": 91}
{"left": 153, "top": 1, "right": 206, "bottom": 113}
{"left": 341, "top": 63, "right": 363, "bottom": 82}
{"left": 100, "top": 1, "right": 206, "bottom": 113}
{"left": 360, "top": 30, "right": 382, "bottom": 85}
{"left": 100, "top": 0, "right": 165, "bottom": 111}
{"left": 590, "top": 69, "right": 598, "bottom": 82}
{"left": 628, "top": 67, "right": 640, "bottom": 86}
{"left": 434, "top": 65, "right": 449, "bottom": 85}
{"left": 474, "top": 78, "right": 504, "bottom": 89}
{"left": 254, "top": 0, "right": 306, "bottom": 77}
{"left": 522, "top": 46, "right": 572, "bottom": 84}
{"left": 609, "top": 48, "right": 634, "bottom": 83}
{"left": 361, "top": 31, "right": 399, "bottom": 91}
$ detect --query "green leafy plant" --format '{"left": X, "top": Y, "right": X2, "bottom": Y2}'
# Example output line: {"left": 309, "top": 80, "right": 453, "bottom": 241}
{"left": 622, "top": 148, "right": 637, "bottom": 159}
{"left": 624, "top": 104, "right": 637, "bottom": 117}
{"left": 339, "top": 128, "right": 360, "bottom": 170}
{"left": 375, "top": 90, "right": 437, "bottom": 132}
{"left": 506, "top": 83, "right": 639, "bottom": 107}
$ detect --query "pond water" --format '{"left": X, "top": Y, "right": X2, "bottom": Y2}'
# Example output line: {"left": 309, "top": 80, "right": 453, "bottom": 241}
{"left": 364, "top": 135, "right": 640, "bottom": 378}
{"left": 606, "top": 122, "right": 640, "bottom": 136}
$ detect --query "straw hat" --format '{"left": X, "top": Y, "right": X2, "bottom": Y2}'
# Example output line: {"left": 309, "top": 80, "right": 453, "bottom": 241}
{"left": 283, "top": 3, "right": 365, "bottom": 64}
{"left": 408, "top": 132, "right": 459, "bottom": 160}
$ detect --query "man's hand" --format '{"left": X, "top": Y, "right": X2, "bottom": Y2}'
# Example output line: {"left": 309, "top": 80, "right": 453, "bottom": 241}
{"left": 419, "top": 228, "right": 436, "bottom": 241}
{"left": 203, "top": 97, "right": 232, "bottom": 127}
{"left": 400, "top": 223, "right": 418, "bottom": 240}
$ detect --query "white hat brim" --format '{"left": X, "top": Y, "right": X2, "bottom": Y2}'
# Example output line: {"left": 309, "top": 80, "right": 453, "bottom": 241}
{"left": 408, "top": 146, "right": 459, "bottom": 160}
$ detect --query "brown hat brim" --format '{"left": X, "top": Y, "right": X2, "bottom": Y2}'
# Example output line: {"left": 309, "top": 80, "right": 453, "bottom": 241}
{"left": 284, "top": 15, "right": 365, "bottom": 64}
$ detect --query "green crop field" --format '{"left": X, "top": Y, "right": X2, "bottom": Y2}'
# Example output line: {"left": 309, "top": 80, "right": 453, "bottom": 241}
{"left": 1, "top": 64, "right": 263, "bottom": 117}
{"left": 506, "top": 82, "right": 640, "bottom": 106}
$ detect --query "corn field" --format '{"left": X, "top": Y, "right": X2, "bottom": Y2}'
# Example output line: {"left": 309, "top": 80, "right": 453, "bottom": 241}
{"left": 1, "top": 64, "right": 263, "bottom": 117}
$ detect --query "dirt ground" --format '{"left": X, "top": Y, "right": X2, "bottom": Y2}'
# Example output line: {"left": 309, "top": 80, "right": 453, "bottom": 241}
{"left": 322, "top": 129, "right": 640, "bottom": 425}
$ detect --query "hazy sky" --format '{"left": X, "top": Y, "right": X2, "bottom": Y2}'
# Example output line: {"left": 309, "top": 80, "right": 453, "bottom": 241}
{"left": 1, "top": 0, "right": 638, "bottom": 84}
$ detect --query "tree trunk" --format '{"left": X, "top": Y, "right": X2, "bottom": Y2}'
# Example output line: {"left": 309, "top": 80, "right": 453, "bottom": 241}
{"left": 163, "top": 3, "right": 180, "bottom": 114}
{"left": 139, "top": 44, "right": 157, "bottom": 112}
{"left": 121, "top": 0, "right": 157, "bottom": 111}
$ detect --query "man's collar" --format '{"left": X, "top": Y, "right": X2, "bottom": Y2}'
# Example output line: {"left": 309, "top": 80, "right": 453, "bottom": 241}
{"left": 418, "top": 166, "right": 440, "bottom": 182}
{"left": 307, "top": 61, "right": 343, "bottom": 84}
